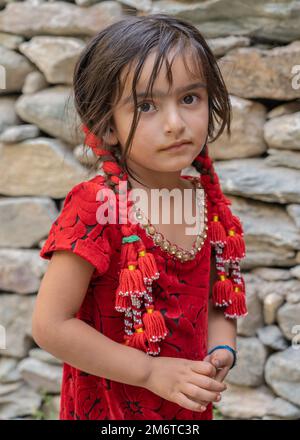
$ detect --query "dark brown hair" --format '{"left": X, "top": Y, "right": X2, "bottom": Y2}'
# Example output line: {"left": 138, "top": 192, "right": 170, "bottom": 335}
{"left": 72, "top": 13, "right": 231, "bottom": 187}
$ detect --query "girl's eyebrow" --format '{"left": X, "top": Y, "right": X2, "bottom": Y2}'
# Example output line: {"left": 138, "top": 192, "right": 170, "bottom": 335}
{"left": 121, "top": 81, "right": 207, "bottom": 105}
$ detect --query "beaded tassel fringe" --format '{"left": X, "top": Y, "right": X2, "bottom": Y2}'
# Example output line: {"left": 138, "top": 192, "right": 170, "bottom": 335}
{"left": 209, "top": 201, "right": 247, "bottom": 318}
{"left": 115, "top": 234, "right": 168, "bottom": 356}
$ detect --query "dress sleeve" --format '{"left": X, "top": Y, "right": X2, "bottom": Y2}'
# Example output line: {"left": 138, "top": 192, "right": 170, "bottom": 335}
{"left": 40, "top": 180, "right": 112, "bottom": 276}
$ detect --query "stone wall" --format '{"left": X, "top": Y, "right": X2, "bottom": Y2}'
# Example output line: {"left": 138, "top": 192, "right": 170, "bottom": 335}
{"left": 0, "top": 0, "right": 300, "bottom": 420}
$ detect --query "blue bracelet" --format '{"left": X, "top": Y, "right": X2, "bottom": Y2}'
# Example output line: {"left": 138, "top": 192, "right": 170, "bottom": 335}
{"left": 207, "top": 345, "right": 237, "bottom": 370}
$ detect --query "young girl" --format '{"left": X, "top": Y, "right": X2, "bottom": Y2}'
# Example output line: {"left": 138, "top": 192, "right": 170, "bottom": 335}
{"left": 32, "top": 13, "right": 247, "bottom": 420}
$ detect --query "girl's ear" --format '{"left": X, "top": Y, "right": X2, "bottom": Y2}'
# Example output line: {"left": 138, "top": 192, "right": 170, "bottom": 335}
{"left": 103, "top": 126, "right": 119, "bottom": 146}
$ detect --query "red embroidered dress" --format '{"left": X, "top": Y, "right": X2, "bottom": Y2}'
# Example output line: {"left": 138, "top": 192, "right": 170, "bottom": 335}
{"left": 39, "top": 173, "right": 246, "bottom": 420}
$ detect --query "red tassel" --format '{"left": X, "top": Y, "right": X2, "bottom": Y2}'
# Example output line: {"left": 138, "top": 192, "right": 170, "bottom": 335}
{"left": 146, "top": 339, "right": 161, "bottom": 356}
{"left": 115, "top": 292, "right": 131, "bottom": 312}
{"left": 116, "top": 262, "right": 147, "bottom": 297}
{"left": 209, "top": 214, "right": 227, "bottom": 243}
{"left": 142, "top": 306, "right": 168, "bottom": 342}
{"left": 224, "top": 285, "right": 248, "bottom": 318}
{"left": 125, "top": 325, "right": 148, "bottom": 351}
{"left": 231, "top": 215, "right": 244, "bottom": 236}
{"left": 212, "top": 273, "right": 234, "bottom": 306}
{"left": 223, "top": 227, "right": 246, "bottom": 261}
{"left": 137, "top": 249, "right": 160, "bottom": 283}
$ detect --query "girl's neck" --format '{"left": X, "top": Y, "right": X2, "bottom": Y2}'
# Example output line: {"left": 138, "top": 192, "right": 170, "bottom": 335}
{"left": 127, "top": 169, "right": 189, "bottom": 191}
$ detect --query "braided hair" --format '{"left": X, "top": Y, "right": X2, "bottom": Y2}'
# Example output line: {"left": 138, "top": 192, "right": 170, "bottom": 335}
{"left": 81, "top": 125, "right": 247, "bottom": 356}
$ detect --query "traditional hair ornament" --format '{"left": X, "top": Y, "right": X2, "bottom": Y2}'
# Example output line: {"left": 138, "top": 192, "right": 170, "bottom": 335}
{"left": 195, "top": 151, "right": 248, "bottom": 319}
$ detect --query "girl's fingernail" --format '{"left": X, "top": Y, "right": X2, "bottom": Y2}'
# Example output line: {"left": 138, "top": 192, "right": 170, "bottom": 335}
{"left": 216, "top": 394, "right": 221, "bottom": 401}
{"left": 200, "top": 406, "right": 206, "bottom": 411}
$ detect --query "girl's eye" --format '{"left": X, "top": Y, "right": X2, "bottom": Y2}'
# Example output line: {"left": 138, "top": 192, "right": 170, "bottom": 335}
{"left": 136, "top": 94, "right": 200, "bottom": 113}
{"left": 137, "top": 101, "right": 155, "bottom": 113}
{"left": 182, "top": 94, "right": 200, "bottom": 105}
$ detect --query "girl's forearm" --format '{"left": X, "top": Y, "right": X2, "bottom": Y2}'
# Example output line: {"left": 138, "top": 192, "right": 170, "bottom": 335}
{"left": 207, "top": 300, "right": 237, "bottom": 352}
{"left": 33, "top": 317, "right": 153, "bottom": 388}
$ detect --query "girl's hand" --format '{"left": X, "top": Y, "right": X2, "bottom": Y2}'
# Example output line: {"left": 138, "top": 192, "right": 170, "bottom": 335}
{"left": 144, "top": 356, "right": 227, "bottom": 413}
{"left": 203, "top": 348, "right": 235, "bottom": 382}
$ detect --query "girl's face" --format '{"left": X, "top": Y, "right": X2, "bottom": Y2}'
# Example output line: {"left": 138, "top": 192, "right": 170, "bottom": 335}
{"left": 108, "top": 48, "right": 209, "bottom": 183}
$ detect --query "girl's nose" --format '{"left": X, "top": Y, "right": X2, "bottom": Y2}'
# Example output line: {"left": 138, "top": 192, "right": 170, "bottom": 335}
{"left": 163, "top": 108, "right": 185, "bottom": 133}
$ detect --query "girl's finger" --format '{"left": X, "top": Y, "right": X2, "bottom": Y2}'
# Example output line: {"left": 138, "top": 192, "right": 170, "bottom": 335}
{"left": 182, "top": 382, "right": 222, "bottom": 404}
{"left": 191, "top": 373, "right": 227, "bottom": 392}
{"left": 176, "top": 392, "right": 208, "bottom": 413}
{"left": 215, "top": 366, "right": 230, "bottom": 382}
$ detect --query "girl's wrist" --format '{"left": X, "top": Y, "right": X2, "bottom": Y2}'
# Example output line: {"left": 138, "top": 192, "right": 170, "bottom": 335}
{"left": 207, "top": 344, "right": 237, "bottom": 369}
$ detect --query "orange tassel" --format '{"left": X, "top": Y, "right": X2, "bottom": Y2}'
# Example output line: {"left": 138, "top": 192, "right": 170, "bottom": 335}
{"left": 224, "top": 286, "right": 248, "bottom": 318}
{"left": 137, "top": 249, "right": 160, "bottom": 283}
{"left": 125, "top": 325, "right": 148, "bottom": 351}
{"left": 146, "top": 339, "right": 161, "bottom": 356}
{"left": 142, "top": 306, "right": 168, "bottom": 342}
{"left": 212, "top": 273, "right": 234, "bottom": 306}
{"left": 115, "top": 292, "right": 131, "bottom": 312}
{"left": 116, "top": 263, "right": 147, "bottom": 298}
{"left": 223, "top": 228, "right": 246, "bottom": 261}
{"left": 209, "top": 214, "right": 227, "bottom": 243}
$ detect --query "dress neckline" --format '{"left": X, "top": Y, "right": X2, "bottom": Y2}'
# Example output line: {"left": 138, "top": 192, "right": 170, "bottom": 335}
{"left": 132, "top": 175, "right": 209, "bottom": 263}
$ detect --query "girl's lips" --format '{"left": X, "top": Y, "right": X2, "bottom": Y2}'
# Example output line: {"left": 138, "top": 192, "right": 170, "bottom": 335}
{"left": 162, "top": 142, "right": 192, "bottom": 151}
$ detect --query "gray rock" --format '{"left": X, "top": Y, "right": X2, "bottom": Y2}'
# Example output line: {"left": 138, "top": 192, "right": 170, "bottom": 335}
{"left": 265, "top": 149, "right": 300, "bottom": 170}
{"left": 257, "top": 325, "right": 289, "bottom": 351}
{"left": 207, "top": 35, "right": 250, "bottom": 57}
{"left": 265, "top": 347, "right": 300, "bottom": 406}
{"left": 290, "top": 265, "right": 300, "bottom": 279}
{"left": 18, "top": 357, "right": 62, "bottom": 394}
{"left": 209, "top": 96, "right": 267, "bottom": 160}
{"left": 237, "top": 275, "right": 263, "bottom": 337}
{"left": 0, "top": 45, "right": 35, "bottom": 94}
{"left": 257, "top": 279, "right": 300, "bottom": 302}
{"left": 226, "top": 337, "right": 267, "bottom": 387}
{"left": 115, "top": 0, "right": 151, "bottom": 12}
{"left": 0, "top": 1, "right": 123, "bottom": 37}
{"left": 287, "top": 205, "right": 300, "bottom": 229}
{"left": 22, "top": 71, "right": 49, "bottom": 94}
{"left": 15, "top": 86, "right": 82, "bottom": 145}
{"left": 220, "top": 41, "right": 300, "bottom": 100}
{"left": 267, "top": 102, "right": 300, "bottom": 120}
{"left": 73, "top": 143, "right": 98, "bottom": 167}
{"left": 228, "top": 196, "right": 300, "bottom": 250}
{"left": 0, "top": 124, "right": 40, "bottom": 143}
{"left": 252, "top": 267, "right": 292, "bottom": 281}
{"left": 0, "top": 358, "right": 21, "bottom": 383}
{"left": 19, "top": 36, "right": 86, "bottom": 85}
{"left": 0, "top": 137, "right": 88, "bottom": 198}
{"left": 150, "top": 0, "right": 300, "bottom": 43}
{"left": 264, "top": 112, "right": 300, "bottom": 150}
{"left": 0, "top": 382, "right": 42, "bottom": 420}
{"left": 242, "top": 242, "right": 297, "bottom": 269}
{"left": 0, "top": 197, "right": 58, "bottom": 248}
{"left": 0, "top": 249, "right": 47, "bottom": 294}
{"left": 0, "top": 32, "right": 24, "bottom": 50}
{"left": 264, "top": 397, "right": 300, "bottom": 420}
{"left": 29, "top": 348, "right": 62, "bottom": 366}
{"left": 215, "top": 159, "right": 300, "bottom": 204}
{"left": 215, "top": 383, "right": 275, "bottom": 419}
{"left": 263, "top": 293, "right": 285, "bottom": 325}
{"left": 0, "top": 294, "right": 36, "bottom": 358}
{"left": 0, "top": 97, "right": 21, "bottom": 133}
{"left": 277, "top": 302, "right": 300, "bottom": 340}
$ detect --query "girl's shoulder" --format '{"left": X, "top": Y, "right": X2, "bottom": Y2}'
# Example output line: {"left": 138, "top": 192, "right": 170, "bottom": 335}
{"left": 40, "top": 174, "right": 117, "bottom": 277}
